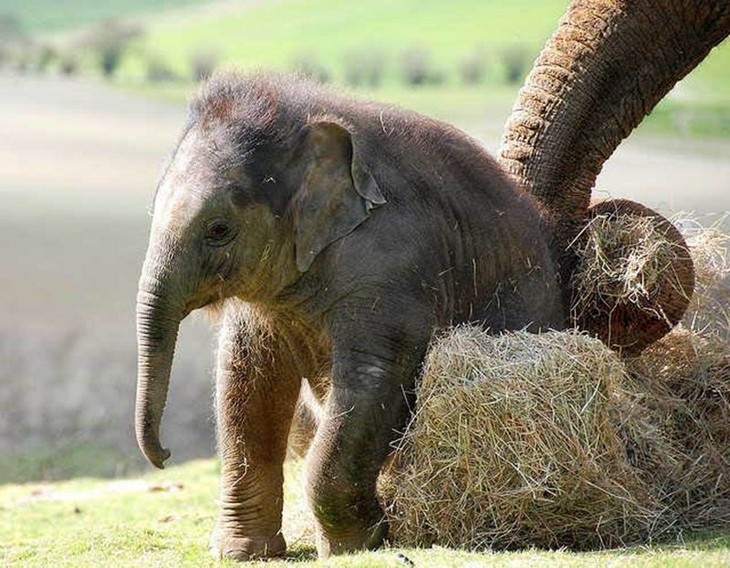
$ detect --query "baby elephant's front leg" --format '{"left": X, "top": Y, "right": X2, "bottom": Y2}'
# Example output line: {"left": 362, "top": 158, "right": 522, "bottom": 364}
{"left": 211, "top": 319, "right": 302, "bottom": 561}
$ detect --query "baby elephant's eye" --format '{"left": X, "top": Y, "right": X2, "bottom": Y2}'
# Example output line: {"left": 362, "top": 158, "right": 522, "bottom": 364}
{"left": 205, "top": 219, "right": 235, "bottom": 246}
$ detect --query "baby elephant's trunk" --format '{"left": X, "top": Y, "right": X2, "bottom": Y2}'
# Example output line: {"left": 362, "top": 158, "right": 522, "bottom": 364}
{"left": 135, "top": 269, "right": 183, "bottom": 469}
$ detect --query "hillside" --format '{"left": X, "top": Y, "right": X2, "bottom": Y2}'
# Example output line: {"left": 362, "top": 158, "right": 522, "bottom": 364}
{"left": 0, "top": 0, "right": 213, "bottom": 32}
{"left": 127, "top": 0, "right": 728, "bottom": 94}
{"left": 3, "top": 0, "right": 727, "bottom": 137}
{"left": 129, "top": 0, "right": 567, "bottom": 82}
{"left": 118, "top": 0, "right": 730, "bottom": 138}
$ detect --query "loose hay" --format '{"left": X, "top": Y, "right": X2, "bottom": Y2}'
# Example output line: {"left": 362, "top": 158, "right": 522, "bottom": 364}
{"left": 380, "top": 325, "right": 730, "bottom": 551}
{"left": 569, "top": 199, "right": 694, "bottom": 353}
{"left": 677, "top": 217, "right": 730, "bottom": 341}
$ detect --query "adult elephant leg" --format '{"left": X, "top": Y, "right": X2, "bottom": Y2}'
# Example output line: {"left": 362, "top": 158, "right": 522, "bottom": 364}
{"left": 306, "top": 308, "right": 431, "bottom": 557}
{"left": 210, "top": 306, "right": 311, "bottom": 560}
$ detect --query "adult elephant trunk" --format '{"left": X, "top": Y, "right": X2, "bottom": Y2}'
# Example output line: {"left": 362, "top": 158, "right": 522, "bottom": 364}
{"left": 135, "top": 259, "right": 185, "bottom": 469}
{"left": 499, "top": 0, "right": 729, "bottom": 350}
{"left": 499, "top": 0, "right": 730, "bottom": 257}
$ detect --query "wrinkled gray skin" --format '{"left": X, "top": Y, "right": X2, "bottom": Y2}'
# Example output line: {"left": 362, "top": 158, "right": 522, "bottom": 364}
{"left": 135, "top": 73, "right": 564, "bottom": 560}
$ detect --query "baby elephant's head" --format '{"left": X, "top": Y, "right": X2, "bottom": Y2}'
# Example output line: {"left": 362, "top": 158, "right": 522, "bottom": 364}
{"left": 135, "top": 75, "right": 385, "bottom": 469}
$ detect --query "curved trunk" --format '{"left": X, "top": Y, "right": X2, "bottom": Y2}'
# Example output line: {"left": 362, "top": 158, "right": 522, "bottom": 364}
{"left": 135, "top": 284, "right": 181, "bottom": 469}
{"left": 499, "top": 0, "right": 730, "bottom": 263}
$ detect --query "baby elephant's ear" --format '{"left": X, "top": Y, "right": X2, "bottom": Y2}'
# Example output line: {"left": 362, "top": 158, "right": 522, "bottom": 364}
{"left": 294, "top": 121, "right": 386, "bottom": 272}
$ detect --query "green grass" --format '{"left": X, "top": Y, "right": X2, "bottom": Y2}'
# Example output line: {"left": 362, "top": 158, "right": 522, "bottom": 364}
{"left": 0, "top": 445, "right": 145, "bottom": 485}
{"left": 2, "top": 457, "right": 730, "bottom": 567}
{"left": 640, "top": 98, "right": 730, "bottom": 139}
{"left": 0, "top": 0, "right": 213, "bottom": 33}
{"left": 121, "top": 0, "right": 730, "bottom": 94}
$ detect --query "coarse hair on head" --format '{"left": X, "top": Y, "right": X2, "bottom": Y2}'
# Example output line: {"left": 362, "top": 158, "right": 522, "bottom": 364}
{"left": 187, "top": 70, "right": 332, "bottom": 156}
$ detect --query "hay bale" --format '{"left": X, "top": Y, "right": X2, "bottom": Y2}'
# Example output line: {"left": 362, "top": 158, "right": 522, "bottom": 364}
{"left": 375, "top": 215, "right": 729, "bottom": 551}
{"left": 380, "top": 328, "right": 658, "bottom": 550}
{"left": 623, "top": 327, "right": 730, "bottom": 529}
{"left": 381, "top": 325, "right": 730, "bottom": 551}
{"left": 570, "top": 199, "right": 694, "bottom": 353}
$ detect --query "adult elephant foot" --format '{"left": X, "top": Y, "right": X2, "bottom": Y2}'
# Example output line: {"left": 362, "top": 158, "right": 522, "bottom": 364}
{"left": 570, "top": 198, "right": 694, "bottom": 354}
{"left": 209, "top": 527, "right": 286, "bottom": 560}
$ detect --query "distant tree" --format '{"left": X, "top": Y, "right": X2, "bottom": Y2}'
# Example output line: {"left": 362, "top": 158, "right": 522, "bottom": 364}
{"left": 35, "top": 44, "right": 58, "bottom": 73}
{"left": 0, "top": 13, "right": 27, "bottom": 45}
{"left": 0, "top": 12, "right": 31, "bottom": 68}
{"left": 59, "top": 52, "right": 79, "bottom": 76}
{"left": 400, "top": 47, "right": 444, "bottom": 86}
{"left": 189, "top": 47, "right": 219, "bottom": 82}
{"left": 84, "top": 19, "right": 144, "bottom": 77}
{"left": 146, "top": 55, "right": 178, "bottom": 83}
{"left": 500, "top": 44, "right": 532, "bottom": 85}
{"left": 459, "top": 46, "right": 488, "bottom": 85}
{"left": 343, "top": 48, "right": 386, "bottom": 88}
{"left": 292, "top": 52, "right": 330, "bottom": 84}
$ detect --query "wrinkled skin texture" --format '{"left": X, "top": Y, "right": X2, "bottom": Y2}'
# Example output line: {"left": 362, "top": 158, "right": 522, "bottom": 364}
{"left": 501, "top": 0, "right": 730, "bottom": 255}
{"left": 135, "top": 73, "right": 564, "bottom": 560}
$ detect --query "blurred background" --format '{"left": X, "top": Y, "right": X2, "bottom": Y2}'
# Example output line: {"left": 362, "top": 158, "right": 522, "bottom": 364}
{"left": 0, "top": 0, "right": 727, "bottom": 483}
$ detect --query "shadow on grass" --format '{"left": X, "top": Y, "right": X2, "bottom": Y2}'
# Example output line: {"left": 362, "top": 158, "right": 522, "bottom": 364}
{"left": 0, "top": 444, "right": 143, "bottom": 484}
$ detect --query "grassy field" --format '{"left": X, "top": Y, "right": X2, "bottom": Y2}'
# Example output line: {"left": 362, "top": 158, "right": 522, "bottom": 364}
{"left": 5, "top": 0, "right": 729, "bottom": 137}
{"left": 123, "top": 0, "right": 729, "bottom": 91}
{"left": 126, "top": 0, "right": 567, "bottom": 82}
{"left": 2, "top": 458, "right": 729, "bottom": 567}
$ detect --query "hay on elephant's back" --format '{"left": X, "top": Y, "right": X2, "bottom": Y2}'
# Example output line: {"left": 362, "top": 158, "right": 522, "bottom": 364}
{"left": 379, "top": 329, "right": 658, "bottom": 550}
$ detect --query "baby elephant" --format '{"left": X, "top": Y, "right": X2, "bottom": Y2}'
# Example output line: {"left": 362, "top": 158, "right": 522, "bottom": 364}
{"left": 135, "top": 72, "right": 564, "bottom": 560}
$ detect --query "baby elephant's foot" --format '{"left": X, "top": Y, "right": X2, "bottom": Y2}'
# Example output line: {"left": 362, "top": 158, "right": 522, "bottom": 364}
{"left": 210, "top": 527, "right": 286, "bottom": 561}
{"left": 315, "top": 520, "right": 387, "bottom": 558}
